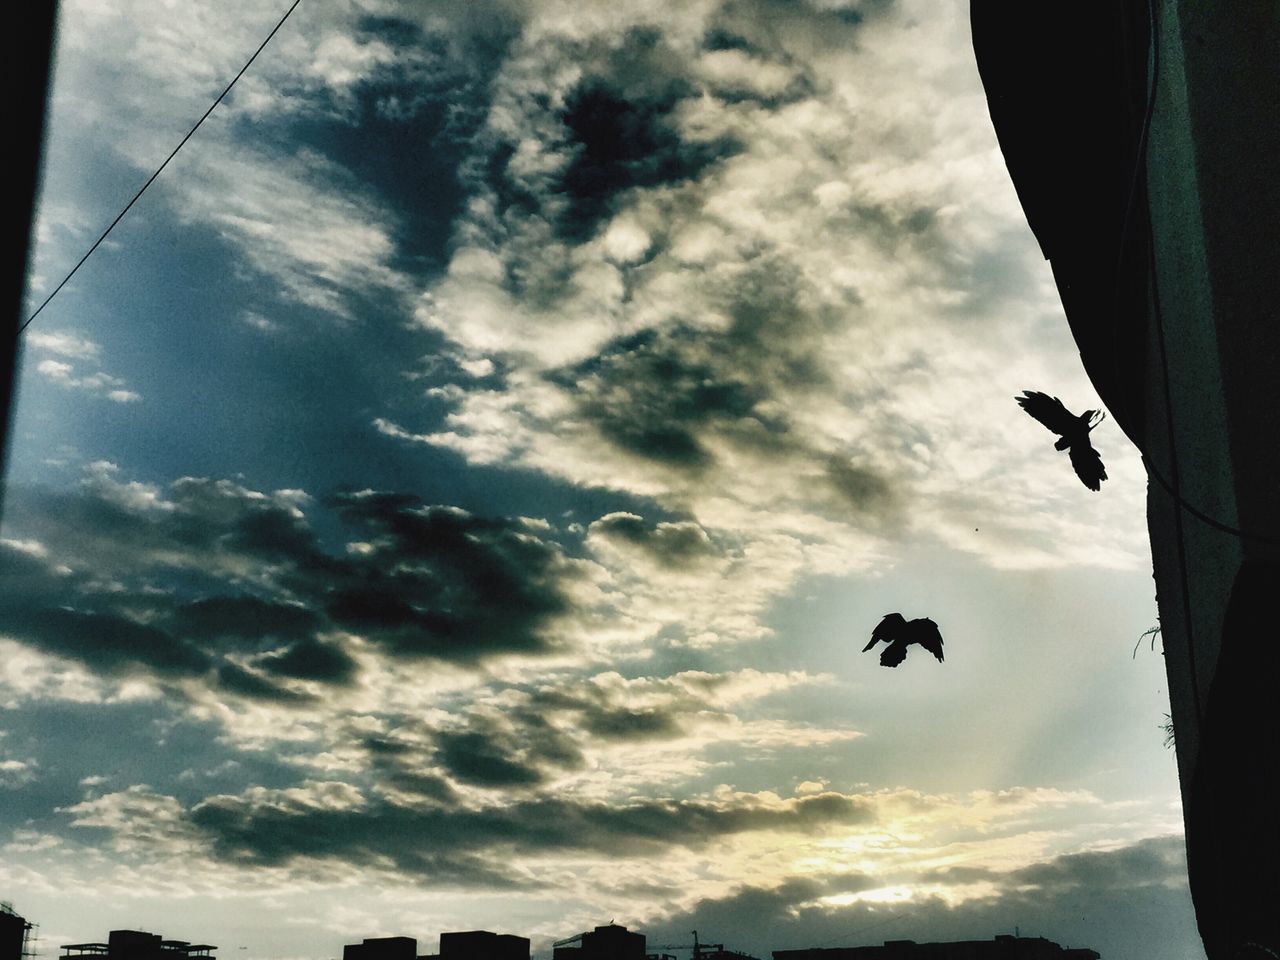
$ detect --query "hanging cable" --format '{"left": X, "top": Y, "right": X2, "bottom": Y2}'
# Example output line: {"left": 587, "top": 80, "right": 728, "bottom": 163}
{"left": 18, "top": 0, "right": 305, "bottom": 334}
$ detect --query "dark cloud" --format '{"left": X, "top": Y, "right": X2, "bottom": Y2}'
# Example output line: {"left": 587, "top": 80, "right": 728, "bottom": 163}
{"left": 435, "top": 732, "right": 546, "bottom": 788}
{"left": 581, "top": 707, "right": 682, "bottom": 741}
{"left": 524, "top": 683, "right": 696, "bottom": 745}
{"left": 1006, "top": 835, "right": 1189, "bottom": 892}
{"left": 184, "top": 785, "right": 875, "bottom": 871}
{"left": 590, "top": 513, "right": 718, "bottom": 567}
{"left": 322, "top": 491, "right": 573, "bottom": 661}
{"left": 709, "top": 0, "right": 894, "bottom": 54}
{"left": 464, "top": 26, "right": 738, "bottom": 252}
{"left": 541, "top": 253, "right": 861, "bottom": 473}
{"left": 172, "top": 596, "right": 322, "bottom": 646}
{"left": 0, "top": 473, "right": 581, "bottom": 702}
{"left": 558, "top": 77, "right": 736, "bottom": 242}
{"left": 257, "top": 637, "right": 359, "bottom": 685}
{"left": 429, "top": 708, "right": 586, "bottom": 789}
{"left": 918, "top": 838, "right": 1190, "bottom": 895}
{"left": 824, "top": 456, "right": 899, "bottom": 517}
{"left": 550, "top": 326, "right": 776, "bottom": 468}
{"left": 337, "top": 674, "right": 704, "bottom": 800}
{"left": 216, "top": 663, "right": 316, "bottom": 704}
{"left": 0, "top": 544, "right": 209, "bottom": 678}
{"left": 363, "top": 735, "right": 415, "bottom": 758}
{"left": 645, "top": 836, "right": 1200, "bottom": 960}
{"left": 17, "top": 607, "right": 210, "bottom": 677}
{"left": 379, "top": 771, "right": 459, "bottom": 805}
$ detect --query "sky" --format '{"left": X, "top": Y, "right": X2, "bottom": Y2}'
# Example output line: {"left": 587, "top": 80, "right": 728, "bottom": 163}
{"left": 2, "top": 1, "right": 1204, "bottom": 958}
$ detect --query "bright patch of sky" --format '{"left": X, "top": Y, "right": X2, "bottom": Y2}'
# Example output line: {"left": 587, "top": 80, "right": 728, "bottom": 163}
{"left": 4, "top": 1, "right": 1201, "bottom": 959}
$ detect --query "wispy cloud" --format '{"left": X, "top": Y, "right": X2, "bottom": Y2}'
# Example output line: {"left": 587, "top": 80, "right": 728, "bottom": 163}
{"left": 28, "top": 333, "right": 141, "bottom": 402}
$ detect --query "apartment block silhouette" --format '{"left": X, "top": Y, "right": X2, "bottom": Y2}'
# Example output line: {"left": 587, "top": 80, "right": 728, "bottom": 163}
{"left": 345, "top": 931, "right": 530, "bottom": 960}
{"left": 774, "top": 935, "right": 1098, "bottom": 960}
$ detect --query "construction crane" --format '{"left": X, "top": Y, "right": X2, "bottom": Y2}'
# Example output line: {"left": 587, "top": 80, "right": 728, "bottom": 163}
{"left": 646, "top": 932, "right": 726, "bottom": 960}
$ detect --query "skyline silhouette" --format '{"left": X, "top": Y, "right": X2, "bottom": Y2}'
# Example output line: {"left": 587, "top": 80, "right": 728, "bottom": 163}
{"left": 5, "top": 916, "right": 1101, "bottom": 960}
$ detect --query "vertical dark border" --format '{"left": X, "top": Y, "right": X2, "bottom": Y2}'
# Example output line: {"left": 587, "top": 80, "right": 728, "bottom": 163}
{"left": 1, "top": 3, "right": 60, "bottom": 520}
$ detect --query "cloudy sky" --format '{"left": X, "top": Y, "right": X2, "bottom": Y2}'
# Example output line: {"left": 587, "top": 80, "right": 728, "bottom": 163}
{"left": 4, "top": 1, "right": 1202, "bottom": 958}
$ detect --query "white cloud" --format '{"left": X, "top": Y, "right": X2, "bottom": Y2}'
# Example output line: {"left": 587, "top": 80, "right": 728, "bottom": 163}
{"left": 382, "top": 0, "right": 1148, "bottom": 598}
{"left": 29, "top": 333, "right": 142, "bottom": 402}
{"left": 27, "top": 330, "right": 101, "bottom": 358}
{"left": 0, "top": 758, "right": 39, "bottom": 789}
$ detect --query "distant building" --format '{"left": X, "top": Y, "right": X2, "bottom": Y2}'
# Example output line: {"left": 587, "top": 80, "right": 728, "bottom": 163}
{"left": 344, "top": 939, "right": 418, "bottom": 960}
{"left": 353, "top": 931, "right": 530, "bottom": 960}
{"left": 61, "top": 931, "right": 215, "bottom": 960}
{"left": 689, "top": 947, "right": 758, "bottom": 960}
{"left": 1, "top": 902, "right": 34, "bottom": 960}
{"left": 773, "top": 934, "right": 1099, "bottom": 960}
{"left": 554, "top": 925, "right": 646, "bottom": 960}
{"left": 435, "top": 932, "right": 529, "bottom": 960}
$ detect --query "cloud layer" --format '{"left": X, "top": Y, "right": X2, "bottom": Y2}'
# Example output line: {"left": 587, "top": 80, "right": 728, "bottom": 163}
{"left": 4, "top": 0, "right": 1191, "bottom": 957}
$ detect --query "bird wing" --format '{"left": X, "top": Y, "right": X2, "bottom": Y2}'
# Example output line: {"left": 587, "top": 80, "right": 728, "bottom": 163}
{"left": 1068, "top": 440, "right": 1108, "bottom": 491}
{"left": 864, "top": 613, "right": 907, "bottom": 652}
{"left": 879, "top": 639, "right": 909, "bottom": 668}
{"left": 914, "top": 618, "right": 945, "bottom": 662}
{"left": 1016, "top": 391, "right": 1077, "bottom": 436}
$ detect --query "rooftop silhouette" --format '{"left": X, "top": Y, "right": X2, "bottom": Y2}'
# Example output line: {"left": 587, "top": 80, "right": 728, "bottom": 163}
{"left": 345, "top": 931, "right": 531, "bottom": 960}
{"left": 61, "top": 931, "right": 215, "bottom": 960}
{"left": 774, "top": 934, "right": 1099, "bottom": 960}
{"left": 344, "top": 939, "right": 419, "bottom": 960}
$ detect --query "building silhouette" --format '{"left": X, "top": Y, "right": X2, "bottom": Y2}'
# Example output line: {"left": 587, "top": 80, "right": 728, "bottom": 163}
{"left": 436, "top": 932, "right": 529, "bottom": 960}
{"left": 774, "top": 934, "right": 1098, "bottom": 960}
{"left": 346, "top": 932, "right": 530, "bottom": 960}
{"left": 554, "top": 925, "right": 646, "bottom": 960}
{"left": 344, "top": 939, "right": 418, "bottom": 960}
{"left": 61, "top": 932, "right": 215, "bottom": 960}
{"left": 1, "top": 903, "right": 34, "bottom": 960}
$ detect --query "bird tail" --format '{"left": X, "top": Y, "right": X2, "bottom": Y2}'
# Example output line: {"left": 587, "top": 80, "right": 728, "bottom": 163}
{"left": 880, "top": 643, "right": 908, "bottom": 668}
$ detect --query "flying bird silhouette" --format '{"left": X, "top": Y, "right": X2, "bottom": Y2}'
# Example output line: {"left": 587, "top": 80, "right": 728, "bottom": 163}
{"left": 1015, "top": 390, "right": 1108, "bottom": 491}
{"left": 862, "top": 613, "right": 945, "bottom": 668}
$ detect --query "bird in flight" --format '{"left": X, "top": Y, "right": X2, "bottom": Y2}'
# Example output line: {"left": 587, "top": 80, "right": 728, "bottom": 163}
{"left": 1015, "top": 390, "right": 1108, "bottom": 491}
{"left": 863, "top": 613, "right": 945, "bottom": 668}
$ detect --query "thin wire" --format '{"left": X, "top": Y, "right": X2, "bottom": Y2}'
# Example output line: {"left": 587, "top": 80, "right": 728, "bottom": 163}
{"left": 19, "top": 0, "right": 305, "bottom": 334}
{"left": 1144, "top": 454, "right": 1280, "bottom": 545}
{"left": 809, "top": 912, "right": 905, "bottom": 948}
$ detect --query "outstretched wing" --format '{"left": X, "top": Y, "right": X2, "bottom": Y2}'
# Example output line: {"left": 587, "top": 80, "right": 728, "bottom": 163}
{"left": 913, "top": 617, "right": 945, "bottom": 662}
{"left": 864, "top": 612, "right": 907, "bottom": 652}
{"left": 1016, "top": 391, "right": 1077, "bottom": 436}
{"left": 1068, "top": 440, "right": 1108, "bottom": 491}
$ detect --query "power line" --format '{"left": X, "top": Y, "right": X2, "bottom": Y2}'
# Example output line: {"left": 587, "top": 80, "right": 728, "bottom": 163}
{"left": 19, "top": 0, "right": 305, "bottom": 334}
{"left": 809, "top": 911, "right": 906, "bottom": 948}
